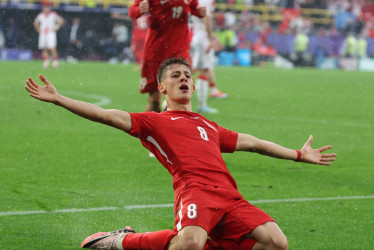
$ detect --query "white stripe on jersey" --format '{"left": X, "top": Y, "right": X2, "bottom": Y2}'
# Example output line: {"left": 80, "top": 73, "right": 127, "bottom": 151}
{"left": 176, "top": 198, "right": 183, "bottom": 231}
{"left": 201, "top": 119, "right": 218, "bottom": 132}
{"left": 146, "top": 136, "right": 173, "bottom": 165}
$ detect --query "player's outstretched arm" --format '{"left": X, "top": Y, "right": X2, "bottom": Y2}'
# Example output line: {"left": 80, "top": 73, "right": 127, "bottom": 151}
{"left": 25, "top": 74, "right": 132, "bottom": 132}
{"left": 235, "top": 133, "right": 336, "bottom": 166}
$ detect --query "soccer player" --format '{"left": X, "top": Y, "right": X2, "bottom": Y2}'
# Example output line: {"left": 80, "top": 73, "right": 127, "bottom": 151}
{"left": 25, "top": 57, "right": 336, "bottom": 250}
{"left": 33, "top": 2, "right": 64, "bottom": 69}
{"left": 128, "top": 0, "right": 206, "bottom": 112}
{"left": 130, "top": 14, "right": 148, "bottom": 69}
{"left": 190, "top": 0, "right": 227, "bottom": 114}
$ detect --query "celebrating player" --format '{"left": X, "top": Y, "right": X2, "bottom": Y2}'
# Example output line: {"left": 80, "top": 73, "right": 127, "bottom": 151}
{"left": 128, "top": 0, "right": 206, "bottom": 112}
{"left": 33, "top": 2, "right": 64, "bottom": 69}
{"left": 25, "top": 57, "right": 336, "bottom": 250}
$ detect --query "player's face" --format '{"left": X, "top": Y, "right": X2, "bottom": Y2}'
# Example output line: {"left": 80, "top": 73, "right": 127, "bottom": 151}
{"left": 159, "top": 64, "right": 194, "bottom": 102}
{"left": 42, "top": 6, "right": 51, "bottom": 13}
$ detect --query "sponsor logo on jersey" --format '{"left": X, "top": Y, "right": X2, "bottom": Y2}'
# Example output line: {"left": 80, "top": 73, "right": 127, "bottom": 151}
{"left": 171, "top": 117, "right": 184, "bottom": 120}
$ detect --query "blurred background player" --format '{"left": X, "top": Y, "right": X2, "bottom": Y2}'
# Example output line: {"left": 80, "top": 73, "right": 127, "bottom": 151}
{"left": 190, "top": 0, "right": 228, "bottom": 114}
{"left": 130, "top": 14, "right": 148, "bottom": 70}
{"left": 111, "top": 21, "right": 130, "bottom": 63}
{"left": 33, "top": 2, "right": 64, "bottom": 69}
{"left": 66, "top": 17, "right": 83, "bottom": 63}
{"left": 129, "top": 0, "right": 206, "bottom": 112}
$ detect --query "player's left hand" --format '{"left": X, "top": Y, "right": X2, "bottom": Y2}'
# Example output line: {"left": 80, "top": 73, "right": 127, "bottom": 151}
{"left": 198, "top": 6, "right": 206, "bottom": 17}
{"left": 300, "top": 135, "right": 337, "bottom": 165}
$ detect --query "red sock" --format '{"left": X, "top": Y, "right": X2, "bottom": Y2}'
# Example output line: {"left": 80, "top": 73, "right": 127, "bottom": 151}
{"left": 122, "top": 230, "right": 177, "bottom": 250}
{"left": 198, "top": 75, "right": 208, "bottom": 81}
{"left": 209, "top": 82, "right": 216, "bottom": 88}
{"left": 42, "top": 56, "right": 48, "bottom": 61}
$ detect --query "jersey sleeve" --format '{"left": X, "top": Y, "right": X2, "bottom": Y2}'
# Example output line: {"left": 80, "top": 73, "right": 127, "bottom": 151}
{"left": 190, "top": 0, "right": 204, "bottom": 17}
{"left": 128, "top": 112, "right": 156, "bottom": 140}
{"left": 218, "top": 126, "right": 238, "bottom": 153}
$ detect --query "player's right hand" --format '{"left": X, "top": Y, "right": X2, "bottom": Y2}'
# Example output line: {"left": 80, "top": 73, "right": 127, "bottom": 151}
{"left": 139, "top": 0, "right": 149, "bottom": 13}
{"left": 25, "top": 74, "right": 58, "bottom": 103}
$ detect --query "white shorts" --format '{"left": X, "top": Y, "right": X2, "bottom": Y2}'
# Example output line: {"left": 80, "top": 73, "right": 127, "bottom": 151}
{"left": 190, "top": 33, "right": 214, "bottom": 70}
{"left": 38, "top": 32, "right": 57, "bottom": 49}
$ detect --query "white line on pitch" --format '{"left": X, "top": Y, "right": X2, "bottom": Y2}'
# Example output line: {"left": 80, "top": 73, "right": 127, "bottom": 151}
{"left": 60, "top": 90, "right": 112, "bottom": 106}
{"left": 1, "top": 195, "right": 373, "bottom": 217}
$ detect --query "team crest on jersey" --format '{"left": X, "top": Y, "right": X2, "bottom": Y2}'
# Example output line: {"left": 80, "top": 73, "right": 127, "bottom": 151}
{"left": 140, "top": 77, "right": 147, "bottom": 90}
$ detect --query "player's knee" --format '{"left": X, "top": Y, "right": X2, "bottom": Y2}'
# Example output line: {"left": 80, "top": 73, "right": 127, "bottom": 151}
{"left": 271, "top": 234, "right": 288, "bottom": 250}
{"left": 181, "top": 237, "right": 206, "bottom": 250}
{"left": 171, "top": 235, "right": 206, "bottom": 250}
{"left": 252, "top": 232, "right": 288, "bottom": 250}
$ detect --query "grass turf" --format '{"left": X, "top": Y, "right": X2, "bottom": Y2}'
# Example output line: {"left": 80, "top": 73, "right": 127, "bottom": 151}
{"left": 0, "top": 61, "right": 373, "bottom": 249}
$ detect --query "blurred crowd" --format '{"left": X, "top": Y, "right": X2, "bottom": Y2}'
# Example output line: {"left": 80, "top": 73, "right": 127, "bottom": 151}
{"left": 1, "top": 0, "right": 374, "bottom": 65}
{"left": 214, "top": 0, "right": 374, "bottom": 65}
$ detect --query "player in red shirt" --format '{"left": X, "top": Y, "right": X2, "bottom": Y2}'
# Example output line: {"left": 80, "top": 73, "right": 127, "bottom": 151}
{"left": 129, "top": 0, "right": 206, "bottom": 112}
{"left": 25, "top": 57, "right": 336, "bottom": 250}
{"left": 130, "top": 14, "right": 148, "bottom": 67}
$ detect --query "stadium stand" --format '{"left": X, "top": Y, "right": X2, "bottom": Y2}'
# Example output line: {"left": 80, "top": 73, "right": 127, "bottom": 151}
{"left": 1, "top": 0, "right": 374, "bottom": 70}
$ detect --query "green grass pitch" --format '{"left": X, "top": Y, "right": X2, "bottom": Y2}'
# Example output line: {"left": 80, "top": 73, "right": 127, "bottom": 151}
{"left": 0, "top": 60, "right": 373, "bottom": 249}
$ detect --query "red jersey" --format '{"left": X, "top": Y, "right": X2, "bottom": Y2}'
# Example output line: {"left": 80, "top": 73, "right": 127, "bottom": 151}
{"left": 128, "top": 111, "right": 238, "bottom": 192}
{"left": 131, "top": 15, "right": 148, "bottom": 42}
{"left": 129, "top": 0, "right": 204, "bottom": 91}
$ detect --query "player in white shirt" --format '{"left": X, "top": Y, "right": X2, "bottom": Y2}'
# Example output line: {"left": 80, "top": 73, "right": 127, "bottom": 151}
{"left": 33, "top": 3, "right": 64, "bottom": 69}
{"left": 190, "top": 0, "right": 227, "bottom": 114}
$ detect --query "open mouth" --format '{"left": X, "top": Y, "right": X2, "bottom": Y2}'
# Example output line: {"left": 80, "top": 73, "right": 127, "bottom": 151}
{"left": 180, "top": 84, "right": 189, "bottom": 91}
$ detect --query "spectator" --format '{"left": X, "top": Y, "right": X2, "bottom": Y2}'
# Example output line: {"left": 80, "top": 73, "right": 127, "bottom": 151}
{"left": 0, "top": 24, "right": 5, "bottom": 48}
{"left": 278, "top": 7, "right": 301, "bottom": 34}
{"left": 265, "top": 0, "right": 280, "bottom": 7}
{"left": 252, "top": 38, "right": 277, "bottom": 65}
{"left": 258, "top": 21, "right": 272, "bottom": 43}
{"left": 224, "top": 8, "right": 236, "bottom": 28}
{"left": 239, "top": 10, "right": 252, "bottom": 31}
{"left": 293, "top": 30, "right": 310, "bottom": 66}
{"left": 112, "top": 21, "right": 129, "bottom": 62}
{"left": 67, "top": 17, "right": 83, "bottom": 63}
{"left": 5, "top": 17, "right": 19, "bottom": 48}
{"left": 249, "top": 14, "right": 263, "bottom": 33}
{"left": 214, "top": 9, "right": 225, "bottom": 29}
{"left": 340, "top": 32, "right": 357, "bottom": 57}
{"left": 334, "top": 5, "right": 356, "bottom": 34}
{"left": 357, "top": 33, "right": 368, "bottom": 58}
{"left": 215, "top": 28, "right": 237, "bottom": 52}
{"left": 365, "top": 17, "right": 374, "bottom": 38}
{"left": 313, "top": 27, "right": 330, "bottom": 63}
{"left": 361, "top": 0, "right": 374, "bottom": 22}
